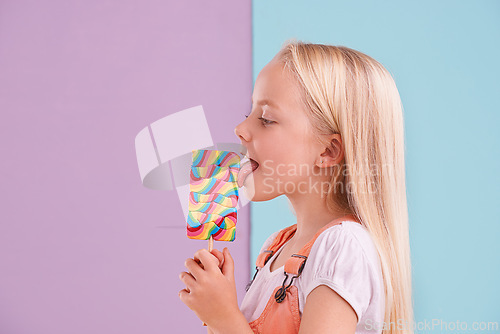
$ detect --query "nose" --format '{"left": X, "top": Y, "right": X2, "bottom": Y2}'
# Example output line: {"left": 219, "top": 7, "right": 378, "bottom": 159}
{"left": 234, "top": 120, "right": 250, "bottom": 143}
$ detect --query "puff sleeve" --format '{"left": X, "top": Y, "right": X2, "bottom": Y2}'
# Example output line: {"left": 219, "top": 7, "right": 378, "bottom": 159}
{"left": 300, "top": 224, "right": 380, "bottom": 324}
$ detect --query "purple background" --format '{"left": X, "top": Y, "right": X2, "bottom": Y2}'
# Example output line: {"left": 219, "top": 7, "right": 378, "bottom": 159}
{"left": 0, "top": 1, "right": 252, "bottom": 333}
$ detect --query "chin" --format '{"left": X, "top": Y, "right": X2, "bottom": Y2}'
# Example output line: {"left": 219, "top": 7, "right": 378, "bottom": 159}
{"left": 240, "top": 173, "right": 281, "bottom": 202}
{"left": 247, "top": 192, "right": 280, "bottom": 202}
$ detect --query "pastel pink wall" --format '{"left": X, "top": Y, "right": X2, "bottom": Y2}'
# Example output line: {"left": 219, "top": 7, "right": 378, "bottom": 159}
{"left": 0, "top": 1, "right": 252, "bottom": 333}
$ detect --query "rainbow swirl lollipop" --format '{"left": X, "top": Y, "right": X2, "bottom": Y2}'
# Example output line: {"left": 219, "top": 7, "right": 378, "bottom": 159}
{"left": 187, "top": 149, "right": 240, "bottom": 244}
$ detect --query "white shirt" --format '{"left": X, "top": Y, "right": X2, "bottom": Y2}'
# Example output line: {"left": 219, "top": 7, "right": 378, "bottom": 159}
{"left": 240, "top": 221, "right": 385, "bottom": 334}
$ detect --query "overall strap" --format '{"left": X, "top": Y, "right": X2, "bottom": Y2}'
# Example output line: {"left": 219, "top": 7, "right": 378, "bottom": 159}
{"left": 246, "top": 224, "right": 298, "bottom": 292}
{"left": 283, "top": 214, "right": 361, "bottom": 277}
{"left": 255, "top": 224, "right": 297, "bottom": 269}
{"left": 247, "top": 214, "right": 362, "bottom": 295}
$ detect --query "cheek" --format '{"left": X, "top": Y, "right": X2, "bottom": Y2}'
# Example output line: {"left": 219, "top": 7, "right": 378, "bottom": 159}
{"left": 256, "top": 137, "right": 285, "bottom": 160}
{"left": 255, "top": 129, "right": 315, "bottom": 175}
{"left": 258, "top": 148, "right": 312, "bottom": 180}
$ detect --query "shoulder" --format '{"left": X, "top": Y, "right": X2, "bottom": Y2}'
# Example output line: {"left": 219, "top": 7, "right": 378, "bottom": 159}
{"left": 299, "top": 221, "right": 384, "bottom": 323}
{"left": 310, "top": 220, "right": 380, "bottom": 266}
{"left": 301, "top": 221, "right": 382, "bottom": 287}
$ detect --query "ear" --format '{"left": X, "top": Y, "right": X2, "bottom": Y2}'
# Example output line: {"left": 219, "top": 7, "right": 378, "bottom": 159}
{"left": 317, "top": 134, "right": 344, "bottom": 167}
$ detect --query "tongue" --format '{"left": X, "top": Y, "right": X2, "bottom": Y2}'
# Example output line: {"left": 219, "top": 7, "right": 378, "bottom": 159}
{"left": 238, "top": 160, "right": 253, "bottom": 188}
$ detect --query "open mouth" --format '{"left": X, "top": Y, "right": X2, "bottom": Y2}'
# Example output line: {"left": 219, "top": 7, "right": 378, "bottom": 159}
{"left": 249, "top": 158, "right": 260, "bottom": 172}
{"left": 237, "top": 156, "right": 260, "bottom": 187}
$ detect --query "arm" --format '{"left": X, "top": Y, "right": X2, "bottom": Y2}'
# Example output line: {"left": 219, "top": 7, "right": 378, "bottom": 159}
{"left": 298, "top": 285, "right": 358, "bottom": 334}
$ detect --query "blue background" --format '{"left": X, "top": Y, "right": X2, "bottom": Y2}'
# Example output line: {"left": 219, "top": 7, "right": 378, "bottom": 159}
{"left": 251, "top": 0, "right": 500, "bottom": 331}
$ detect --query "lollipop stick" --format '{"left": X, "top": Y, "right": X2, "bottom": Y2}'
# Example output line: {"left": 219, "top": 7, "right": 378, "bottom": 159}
{"left": 202, "top": 235, "right": 214, "bottom": 328}
{"left": 208, "top": 235, "right": 214, "bottom": 252}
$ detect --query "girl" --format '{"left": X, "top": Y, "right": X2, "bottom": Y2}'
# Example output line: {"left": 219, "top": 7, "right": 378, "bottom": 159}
{"left": 179, "top": 40, "right": 414, "bottom": 334}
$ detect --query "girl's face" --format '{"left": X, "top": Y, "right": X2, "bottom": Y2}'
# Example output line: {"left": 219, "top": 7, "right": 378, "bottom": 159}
{"left": 234, "top": 58, "right": 325, "bottom": 201}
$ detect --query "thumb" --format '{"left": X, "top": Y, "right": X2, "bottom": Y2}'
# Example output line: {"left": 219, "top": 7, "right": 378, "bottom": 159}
{"left": 221, "top": 247, "right": 234, "bottom": 278}
{"left": 210, "top": 249, "right": 224, "bottom": 269}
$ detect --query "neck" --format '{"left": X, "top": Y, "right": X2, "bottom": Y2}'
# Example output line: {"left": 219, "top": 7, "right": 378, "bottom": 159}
{"left": 286, "top": 192, "right": 351, "bottom": 247}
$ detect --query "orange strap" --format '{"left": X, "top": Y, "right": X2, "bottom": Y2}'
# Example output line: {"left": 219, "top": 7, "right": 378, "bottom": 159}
{"left": 255, "top": 224, "right": 297, "bottom": 268}
{"left": 255, "top": 214, "right": 361, "bottom": 277}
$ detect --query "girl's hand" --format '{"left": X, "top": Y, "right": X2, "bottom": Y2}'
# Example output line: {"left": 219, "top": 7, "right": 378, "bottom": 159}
{"left": 179, "top": 247, "right": 239, "bottom": 330}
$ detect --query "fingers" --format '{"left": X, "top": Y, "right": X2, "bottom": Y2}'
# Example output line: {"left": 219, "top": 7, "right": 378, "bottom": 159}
{"left": 210, "top": 249, "right": 224, "bottom": 269}
{"left": 221, "top": 247, "right": 234, "bottom": 277}
{"left": 181, "top": 248, "right": 224, "bottom": 292}
{"left": 178, "top": 288, "right": 191, "bottom": 306}
{"left": 193, "top": 249, "right": 219, "bottom": 272}
{"left": 184, "top": 258, "right": 203, "bottom": 280}
{"left": 179, "top": 271, "right": 196, "bottom": 292}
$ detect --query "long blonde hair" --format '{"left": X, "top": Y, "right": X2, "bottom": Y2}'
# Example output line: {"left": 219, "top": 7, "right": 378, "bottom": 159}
{"left": 275, "top": 39, "right": 414, "bottom": 334}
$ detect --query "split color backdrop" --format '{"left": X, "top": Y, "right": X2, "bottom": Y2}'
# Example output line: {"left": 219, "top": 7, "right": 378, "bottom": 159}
{"left": 0, "top": 1, "right": 499, "bottom": 334}
{"left": 0, "top": 1, "right": 251, "bottom": 334}
{"left": 251, "top": 1, "right": 500, "bottom": 333}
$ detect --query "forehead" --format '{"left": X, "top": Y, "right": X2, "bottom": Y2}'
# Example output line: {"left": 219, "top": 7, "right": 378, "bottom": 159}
{"left": 251, "top": 60, "right": 303, "bottom": 111}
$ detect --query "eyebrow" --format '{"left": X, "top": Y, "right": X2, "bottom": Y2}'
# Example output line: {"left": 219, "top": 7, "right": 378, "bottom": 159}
{"left": 251, "top": 98, "right": 280, "bottom": 110}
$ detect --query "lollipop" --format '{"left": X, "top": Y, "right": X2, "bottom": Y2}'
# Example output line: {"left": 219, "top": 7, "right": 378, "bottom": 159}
{"left": 187, "top": 149, "right": 240, "bottom": 251}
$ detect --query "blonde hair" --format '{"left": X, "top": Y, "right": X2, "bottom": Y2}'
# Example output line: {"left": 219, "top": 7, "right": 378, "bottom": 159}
{"left": 275, "top": 39, "right": 414, "bottom": 334}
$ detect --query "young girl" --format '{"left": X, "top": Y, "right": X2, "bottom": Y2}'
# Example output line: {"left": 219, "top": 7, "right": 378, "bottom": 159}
{"left": 179, "top": 40, "right": 414, "bottom": 334}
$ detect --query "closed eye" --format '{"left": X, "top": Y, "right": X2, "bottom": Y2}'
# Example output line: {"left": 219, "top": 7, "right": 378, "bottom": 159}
{"left": 258, "top": 117, "right": 275, "bottom": 125}
{"left": 244, "top": 114, "right": 275, "bottom": 126}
